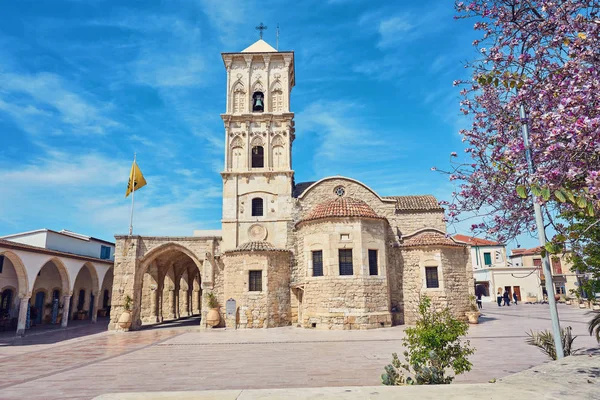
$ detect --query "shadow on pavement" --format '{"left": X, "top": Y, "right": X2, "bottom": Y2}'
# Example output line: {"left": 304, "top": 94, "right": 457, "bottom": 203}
{"left": 0, "top": 318, "right": 110, "bottom": 347}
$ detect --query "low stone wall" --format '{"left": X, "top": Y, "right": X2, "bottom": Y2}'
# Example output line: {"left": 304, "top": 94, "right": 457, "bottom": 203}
{"left": 301, "top": 277, "right": 391, "bottom": 329}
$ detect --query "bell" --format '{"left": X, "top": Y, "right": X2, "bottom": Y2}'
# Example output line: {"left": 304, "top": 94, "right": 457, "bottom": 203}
{"left": 255, "top": 97, "right": 264, "bottom": 108}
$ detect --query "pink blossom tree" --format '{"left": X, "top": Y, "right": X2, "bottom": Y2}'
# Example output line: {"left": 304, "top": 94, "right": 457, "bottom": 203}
{"left": 444, "top": 0, "right": 600, "bottom": 245}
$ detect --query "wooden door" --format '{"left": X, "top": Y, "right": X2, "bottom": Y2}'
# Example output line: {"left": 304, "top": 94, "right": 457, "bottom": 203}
{"left": 513, "top": 286, "right": 521, "bottom": 301}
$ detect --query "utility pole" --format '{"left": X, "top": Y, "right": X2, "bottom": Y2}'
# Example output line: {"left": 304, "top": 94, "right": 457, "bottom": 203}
{"left": 519, "top": 104, "right": 564, "bottom": 358}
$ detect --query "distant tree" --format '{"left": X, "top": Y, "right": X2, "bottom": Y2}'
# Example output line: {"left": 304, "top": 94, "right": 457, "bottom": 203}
{"left": 381, "top": 296, "right": 474, "bottom": 385}
{"left": 441, "top": 1, "right": 600, "bottom": 244}
{"left": 564, "top": 211, "right": 600, "bottom": 298}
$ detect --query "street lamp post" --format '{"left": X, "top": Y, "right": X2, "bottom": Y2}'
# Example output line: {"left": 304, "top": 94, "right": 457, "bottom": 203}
{"left": 519, "top": 104, "right": 564, "bottom": 359}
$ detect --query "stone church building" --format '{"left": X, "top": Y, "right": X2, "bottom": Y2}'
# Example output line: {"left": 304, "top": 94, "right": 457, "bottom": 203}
{"left": 110, "top": 39, "right": 473, "bottom": 331}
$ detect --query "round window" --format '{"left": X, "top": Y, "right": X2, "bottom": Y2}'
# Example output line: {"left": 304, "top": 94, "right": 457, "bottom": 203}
{"left": 334, "top": 186, "right": 345, "bottom": 197}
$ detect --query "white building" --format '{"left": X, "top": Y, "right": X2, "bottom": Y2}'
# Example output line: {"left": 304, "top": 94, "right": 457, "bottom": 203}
{"left": 0, "top": 229, "right": 114, "bottom": 336}
{"left": 454, "top": 235, "right": 543, "bottom": 303}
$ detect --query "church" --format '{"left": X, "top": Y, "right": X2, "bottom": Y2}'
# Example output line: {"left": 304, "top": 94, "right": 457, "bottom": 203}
{"left": 110, "top": 39, "right": 474, "bottom": 331}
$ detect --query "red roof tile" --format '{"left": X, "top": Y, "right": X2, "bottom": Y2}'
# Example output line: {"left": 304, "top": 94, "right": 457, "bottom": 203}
{"left": 402, "top": 229, "right": 465, "bottom": 248}
{"left": 382, "top": 195, "right": 442, "bottom": 211}
{"left": 300, "top": 197, "right": 382, "bottom": 224}
{"left": 453, "top": 234, "right": 502, "bottom": 246}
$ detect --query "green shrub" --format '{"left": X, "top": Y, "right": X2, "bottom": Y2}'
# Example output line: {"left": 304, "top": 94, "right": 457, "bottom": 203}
{"left": 525, "top": 326, "right": 578, "bottom": 360}
{"left": 381, "top": 296, "right": 475, "bottom": 385}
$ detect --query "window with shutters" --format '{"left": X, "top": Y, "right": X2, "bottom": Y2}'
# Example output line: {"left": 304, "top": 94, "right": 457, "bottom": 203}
{"left": 338, "top": 249, "right": 353, "bottom": 276}
{"left": 312, "top": 250, "right": 323, "bottom": 276}
{"left": 425, "top": 267, "right": 439, "bottom": 288}
{"left": 368, "top": 249, "right": 378, "bottom": 276}
{"left": 483, "top": 252, "right": 492, "bottom": 265}
{"left": 249, "top": 270, "right": 262, "bottom": 291}
{"left": 251, "top": 198, "right": 264, "bottom": 217}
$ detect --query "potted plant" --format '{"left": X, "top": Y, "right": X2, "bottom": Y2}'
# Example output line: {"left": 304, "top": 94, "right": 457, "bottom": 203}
{"left": 565, "top": 295, "right": 572, "bottom": 305}
{"left": 465, "top": 295, "right": 480, "bottom": 324}
{"left": 117, "top": 295, "right": 133, "bottom": 330}
{"left": 205, "top": 292, "right": 220, "bottom": 327}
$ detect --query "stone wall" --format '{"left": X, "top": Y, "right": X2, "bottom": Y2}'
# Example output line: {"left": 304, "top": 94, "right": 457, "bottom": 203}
{"left": 222, "top": 251, "right": 291, "bottom": 328}
{"left": 401, "top": 245, "right": 472, "bottom": 324}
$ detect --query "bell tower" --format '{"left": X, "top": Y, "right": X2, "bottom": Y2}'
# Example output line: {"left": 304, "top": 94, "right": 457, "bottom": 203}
{"left": 220, "top": 39, "right": 296, "bottom": 251}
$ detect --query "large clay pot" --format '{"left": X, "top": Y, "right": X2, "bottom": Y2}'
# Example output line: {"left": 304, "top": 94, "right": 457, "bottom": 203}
{"left": 206, "top": 308, "right": 220, "bottom": 327}
{"left": 465, "top": 311, "right": 480, "bottom": 324}
{"left": 118, "top": 310, "right": 132, "bottom": 330}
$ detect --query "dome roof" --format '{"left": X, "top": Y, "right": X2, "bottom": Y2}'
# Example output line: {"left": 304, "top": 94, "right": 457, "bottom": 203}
{"left": 300, "top": 197, "right": 382, "bottom": 224}
{"left": 226, "top": 240, "right": 289, "bottom": 253}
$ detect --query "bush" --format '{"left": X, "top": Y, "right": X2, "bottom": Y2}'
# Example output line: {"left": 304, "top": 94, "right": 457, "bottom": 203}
{"left": 526, "top": 326, "right": 578, "bottom": 360}
{"left": 381, "top": 296, "right": 475, "bottom": 385}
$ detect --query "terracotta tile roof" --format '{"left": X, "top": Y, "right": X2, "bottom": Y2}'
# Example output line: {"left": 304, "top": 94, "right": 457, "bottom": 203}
{"left": 300, "top": 197, "right": 383, "bottom": 224}
{"left": 0, "top": 238, "right": 114, "bottom": 264}
{"left": 402, "top": 229, "right": 465, "bottom": 248}
{"left": 226, "top": 240, "right": 290, "bottom": 253}
{"left": 453, "top": 234, "right": 502, "bottom": 246}
{"left": 510, "top": 247, "right": 542, "bottom": 256}
{"left": 382, "top": 195, "right": 443, "bottom": 211}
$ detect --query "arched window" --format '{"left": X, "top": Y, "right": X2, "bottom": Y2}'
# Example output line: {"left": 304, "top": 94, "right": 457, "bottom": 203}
{"left": 52, "top": 289, "right": 60, "bottom": 300}
{"left": 252, "top": 91, "right": 264, "bottom": 112}
{"left": 252, "top": 146, "right": 264, "bottom": 168}
{"left": 252, "top": 198, "right": 264, "bottom": 216}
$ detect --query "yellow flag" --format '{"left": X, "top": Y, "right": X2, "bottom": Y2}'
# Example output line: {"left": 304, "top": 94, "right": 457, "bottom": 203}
{"left": 125, "top": 160, "right": 147, "bottom": 197}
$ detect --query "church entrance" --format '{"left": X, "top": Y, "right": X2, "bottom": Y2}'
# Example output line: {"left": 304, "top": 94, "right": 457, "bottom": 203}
{"left": 135, "top": 245, "right": 203, "bottom": 328}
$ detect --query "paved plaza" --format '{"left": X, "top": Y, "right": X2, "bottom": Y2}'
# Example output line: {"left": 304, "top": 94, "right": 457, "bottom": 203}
{"left": 0, "top": 304, "right": 598, "bottom": 399}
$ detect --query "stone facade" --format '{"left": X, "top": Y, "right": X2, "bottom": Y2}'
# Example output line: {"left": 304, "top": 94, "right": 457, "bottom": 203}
{"left": 110, "top": 39, "right": 473, "bottom": 331}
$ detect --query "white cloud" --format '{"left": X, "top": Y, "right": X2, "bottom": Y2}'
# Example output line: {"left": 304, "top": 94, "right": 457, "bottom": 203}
{"left": 0, "top": 149, "right": 222, "bottom": 238}
{"left": 0, "top": 71, "right": 119, "bottom": 136}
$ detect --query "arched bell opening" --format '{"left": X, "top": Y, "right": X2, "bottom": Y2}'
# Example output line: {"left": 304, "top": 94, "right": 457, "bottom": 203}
{"left": 252, "top": 91, "right": 264, "bottom": 112}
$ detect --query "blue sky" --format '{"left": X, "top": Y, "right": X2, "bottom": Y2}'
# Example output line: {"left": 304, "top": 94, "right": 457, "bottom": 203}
{"left": 0, "top": 0, "right": 540, "bottom": 249}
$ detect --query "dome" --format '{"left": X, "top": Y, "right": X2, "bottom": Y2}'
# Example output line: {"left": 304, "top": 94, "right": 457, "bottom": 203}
{"left": 227, "top": 240, "right": 289, "bottom": 253}
{"left": 300, "top": 197, "right": 382, "bottom": 224}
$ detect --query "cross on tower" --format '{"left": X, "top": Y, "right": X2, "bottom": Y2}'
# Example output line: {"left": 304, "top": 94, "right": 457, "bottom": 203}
{"left": 255, "top": 22, "right": 267, "bottom": 39}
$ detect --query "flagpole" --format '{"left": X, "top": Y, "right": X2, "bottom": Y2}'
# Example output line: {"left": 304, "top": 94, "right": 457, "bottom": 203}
{"left": 129, "top": 153, "right": 136, "bottom": 236}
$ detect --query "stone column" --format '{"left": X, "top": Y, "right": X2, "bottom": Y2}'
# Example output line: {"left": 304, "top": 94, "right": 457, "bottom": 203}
{"left": 172, "top": 289, "right": 178, "bottom": 319}
{"left": 61, "top": 295, "right": 71, "bottom": 328}
{"left": 181, "top": 290, "right": 190, "bottom": 317}
{"left": 153, "top": 288, "right": 160, "bottom": 322}
{"left": 91, "top": 292, "right": 100, "bottom": 323}
{"left": 16, "top": 295, "right": 31, "bottom": 336}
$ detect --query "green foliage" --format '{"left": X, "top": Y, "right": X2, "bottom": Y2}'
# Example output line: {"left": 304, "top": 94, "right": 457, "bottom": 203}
{"left": 563, "top": 212, "right": 600, "bottom": 301}
{"left": 123, "top": 295, "right": 132, "bottom": 311}
{"left": 381, "top": 296, "right": 475, "bottom": 385}
{"left": 206, "top": 292, "right": 219, "bottom": 309}
{"left": 588, "top": 311, "right": 600, "bottom": 343}
{"left": 525, "top": 326, "right": 578, "bottom": 360}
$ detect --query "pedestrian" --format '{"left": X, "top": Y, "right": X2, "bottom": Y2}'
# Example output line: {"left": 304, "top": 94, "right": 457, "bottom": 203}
{"left": 513, "top": 291, "right": 518, "bottom": 305}
{"left": 476, "top": 293, "right": 483, "bottom": 310}
{"left": 503, "top": 289, "right": 511, "bottom": 306}
{"left": 497, "top": 288, "right": 502, "bottom": 307}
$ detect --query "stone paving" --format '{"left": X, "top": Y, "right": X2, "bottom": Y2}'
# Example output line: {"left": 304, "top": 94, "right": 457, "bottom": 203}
{"left": 0, "top": 304, "right": 597, "bottom": 400}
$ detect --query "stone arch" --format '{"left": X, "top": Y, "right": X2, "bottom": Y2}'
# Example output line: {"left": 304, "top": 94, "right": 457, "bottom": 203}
{"left": 138, "top": 242, "right": 203, "bottom": 280}
{"left": 252, "top": 79, "right": 264, "bottom": 93}
{"left": 272, "top": 135, "right": 284, "bottom": 147}
{"left": 0, "top": 250, "right": 29, "bottom": 297}
{"left": 36, "top": 257, "right": 70, "bottom": 296}
{"left": 79, "top": 262, "right": 100, "bottom": 294}
{"left": 297, "top": 176, "right": 392, "bottom": 203}
{"left": 250, "top": 136, "right": 264, "bottom": 147}
{"left": 231, "top": 136, "right": 244, "bottom": 149}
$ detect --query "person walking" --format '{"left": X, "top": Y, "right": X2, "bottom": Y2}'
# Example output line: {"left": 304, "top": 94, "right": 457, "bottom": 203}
{"left": 513, "top": 291, "right": 518, "bottom": 305}
{"left": 503, "top": 289, "right": 511, "bottom": 306}
{"left": 476, "top": 293, "right": 483, "bottom": 310}
{"left": 497, "top": 288, "right": 503, "bottom": 307}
